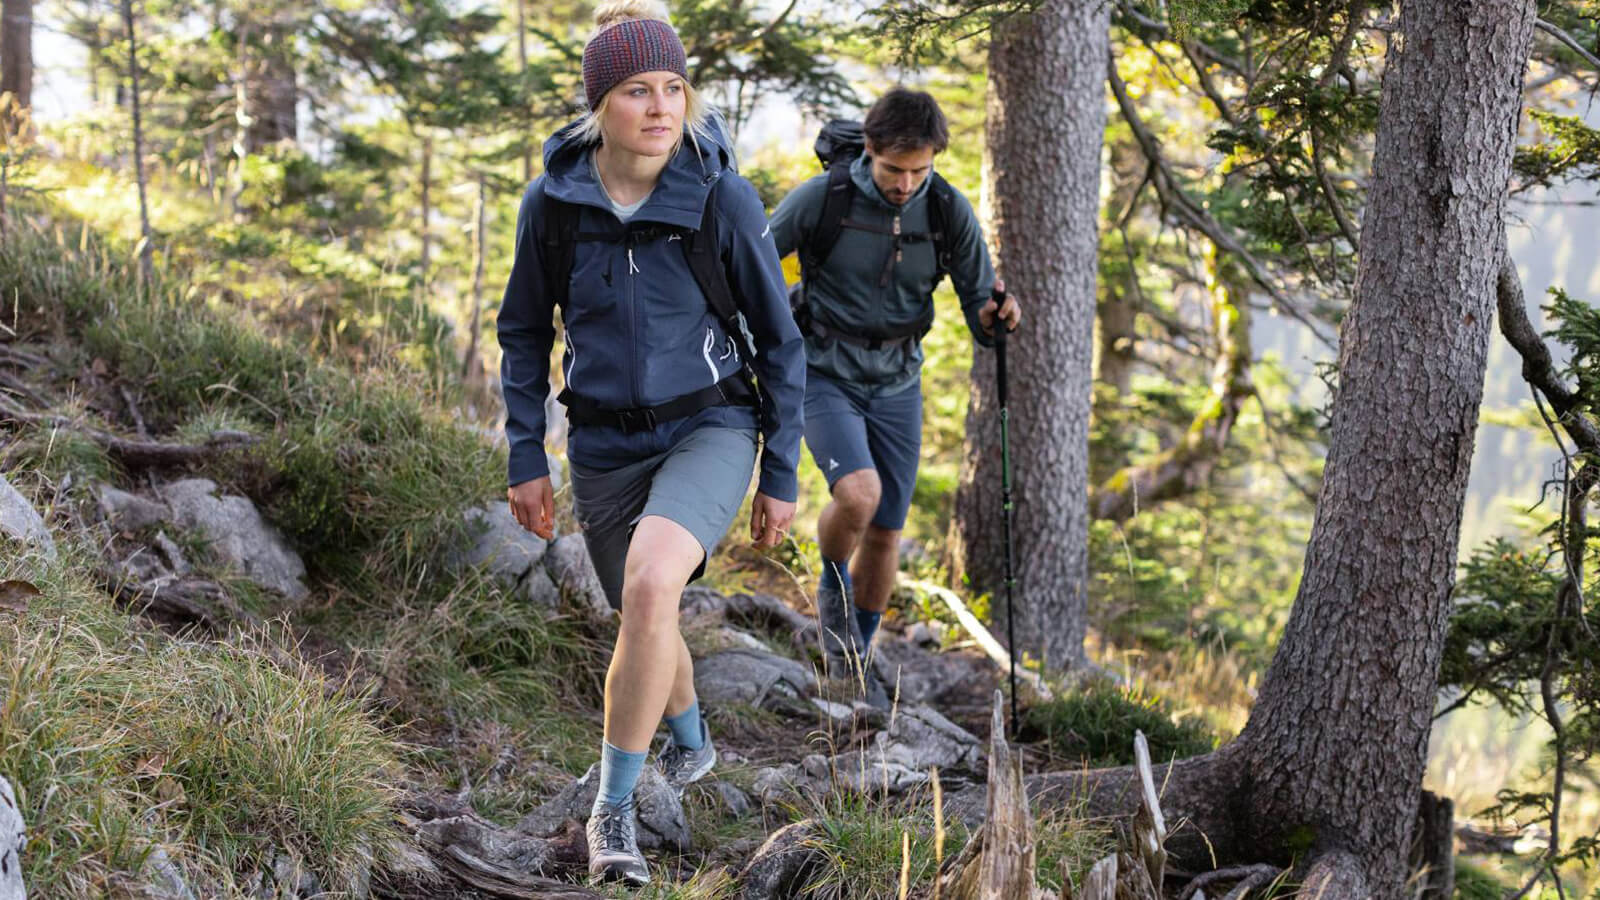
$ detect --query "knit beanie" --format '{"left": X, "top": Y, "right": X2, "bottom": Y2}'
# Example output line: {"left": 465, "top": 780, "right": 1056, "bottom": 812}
{"left": 582, "top": 12, "right": 689, "bottom": 111}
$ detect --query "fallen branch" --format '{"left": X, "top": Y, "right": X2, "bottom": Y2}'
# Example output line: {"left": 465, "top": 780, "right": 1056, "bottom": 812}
{"left": 1179, "top": 864, "right": 1282, "bottom": 900}
{"left": 96, "top": 567, "right": 260, "bottom": 634}
{"left": 409, "top": 809, "right": 596, "bottom": 899}
{"left": 902, "top": 579, "right": 1052, "bottom": 701}
{"left": 0, "top": 395, "right": 258, "bottom": 466}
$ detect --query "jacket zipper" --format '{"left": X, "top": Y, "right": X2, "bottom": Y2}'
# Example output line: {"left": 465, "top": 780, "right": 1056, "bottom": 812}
{"left": 624, "top": 235, "right": 641, "bottom": 409}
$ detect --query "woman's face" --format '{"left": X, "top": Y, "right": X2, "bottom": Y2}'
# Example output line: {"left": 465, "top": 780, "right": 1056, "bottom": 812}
{"left": 601, "top": 70, "right": 687, "bottom": 158}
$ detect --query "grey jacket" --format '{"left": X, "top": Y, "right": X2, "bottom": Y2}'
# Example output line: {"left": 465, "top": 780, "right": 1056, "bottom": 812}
{"left": 769, "top": 153, "right": 996, "bottom": 395}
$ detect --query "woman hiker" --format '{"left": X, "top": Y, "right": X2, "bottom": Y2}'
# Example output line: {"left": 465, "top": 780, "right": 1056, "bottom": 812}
{"left": 496, "top": 0, "right": 806, "bottom": 886}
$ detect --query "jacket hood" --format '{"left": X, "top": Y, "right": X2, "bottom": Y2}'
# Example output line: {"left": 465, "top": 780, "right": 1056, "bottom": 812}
{"left": 541, "top": 110, "right": 737, "bottom": 230}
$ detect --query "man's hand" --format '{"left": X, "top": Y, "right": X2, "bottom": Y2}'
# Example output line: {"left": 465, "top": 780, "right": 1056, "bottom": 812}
{"left": 749, "top": 493, "right": 797, "bottom": 550}
{"left": 979, "top": 278, "right": 1022, "bottom": 335}
{"left": 508, "top": 476, "right": 555, "bottom": 539}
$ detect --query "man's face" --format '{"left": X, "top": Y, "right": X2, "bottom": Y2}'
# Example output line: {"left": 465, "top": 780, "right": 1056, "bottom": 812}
{"left": 866, "top": 141, "right": 936, "bottom": 207}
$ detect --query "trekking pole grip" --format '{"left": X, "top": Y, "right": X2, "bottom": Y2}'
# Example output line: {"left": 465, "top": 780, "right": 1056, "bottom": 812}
{"left": 992, "top": 287, "right": 1008, "bottom": 408}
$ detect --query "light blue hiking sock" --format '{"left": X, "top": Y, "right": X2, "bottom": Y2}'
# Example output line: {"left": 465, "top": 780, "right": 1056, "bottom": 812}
{"left": 664, "top": 699, "right": 705, "bottom": 751}
{"left": 592, "top": 741, "right": 648, "bottom": 814}
{"left": 820, "top": 554, "right": 853, "bottom": 596}
{"left": 855, "top": 608, "right": 883, "bottom": 649}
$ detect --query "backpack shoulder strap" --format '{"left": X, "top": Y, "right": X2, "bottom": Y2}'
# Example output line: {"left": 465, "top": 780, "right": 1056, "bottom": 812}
{"left": 802, "top": 162, "right": 857, "bottom": 274}
{"left": 681, "top": 178, "right": 751, "bottom": 356}
{"left": 926, "top": 172, "right": 956, "bottom": 285}
{"left": 537, "top": 185, "right": 581, "bottom": 310}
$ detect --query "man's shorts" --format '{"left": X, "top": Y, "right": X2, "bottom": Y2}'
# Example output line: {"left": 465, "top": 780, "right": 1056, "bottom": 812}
{"left": 803, "top": 372, "right": 922, "bottom": 531}
{"left": 570, "top": 425, "right": 757, "bottom": 610}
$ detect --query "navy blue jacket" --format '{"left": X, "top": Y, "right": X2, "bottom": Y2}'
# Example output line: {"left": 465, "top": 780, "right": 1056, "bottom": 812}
{"left": 497, "top": 118, "right": 806, "bottom": 501}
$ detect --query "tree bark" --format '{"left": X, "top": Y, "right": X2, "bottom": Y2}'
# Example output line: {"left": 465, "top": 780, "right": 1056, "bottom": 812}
{"left": 120, "top": 0, "right": 152, "bottom": 283}
{"left": 1230, "top": 0, "right": 1535, "bottom": 893}
{"left": 517, "top": 0, "right": 532, "bottom": 184}
{"left": 420, "top": 133, "right": 433, "bottom": 291}
{"left": 244, "top": 23, "right": 296, "bottom": 151}
{"left": 463, "top": 171, "right": 486, "bottom": 382}
{"left": 0, "top": 0, "right": 31, "bottom": 113}
{"left": 950, "top": 0, "right": 1109, "bottom": 671}
{"left": 1090, "top": 252, "right": 1252, "bottom": 522}
{"left": 962, "top": 2, "right": 1537, "bottom": 893}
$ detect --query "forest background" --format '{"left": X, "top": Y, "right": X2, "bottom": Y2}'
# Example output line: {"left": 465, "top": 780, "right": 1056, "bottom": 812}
{"left": 3, "top": 0, "right": 1600, "bottom": 897}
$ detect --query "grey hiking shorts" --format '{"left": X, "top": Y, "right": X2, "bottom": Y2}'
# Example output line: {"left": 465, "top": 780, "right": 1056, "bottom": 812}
{"left": 570, "top": 425, "right": 758, "bottom": 611}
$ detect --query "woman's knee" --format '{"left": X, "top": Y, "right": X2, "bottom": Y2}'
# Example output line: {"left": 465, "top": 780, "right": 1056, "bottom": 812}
{"left": 619, "top": 560, "right": 687, "bottom": 632}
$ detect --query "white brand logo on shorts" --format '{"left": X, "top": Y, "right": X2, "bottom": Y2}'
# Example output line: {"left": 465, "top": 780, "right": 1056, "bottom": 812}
{"left": 828, "top": 458, "right": 839, "bottom": 472}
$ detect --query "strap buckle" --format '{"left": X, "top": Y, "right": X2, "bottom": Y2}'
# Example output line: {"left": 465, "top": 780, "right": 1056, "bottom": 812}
{"left": 615, "top": 407, "right": 658, "bottom": 434}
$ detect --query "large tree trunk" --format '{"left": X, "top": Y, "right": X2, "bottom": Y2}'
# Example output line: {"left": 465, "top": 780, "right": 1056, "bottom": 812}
{"left": 1230, "top": 0, "right": 1535, "bottom": 891}
{"left": 950, "top": 0, "right": 1109, "bottom": 670}
{"left": 244, "top": 23, "right": 296, "bottom": 151}
{"left": 959, "top": 1, "right": 1537, "bottom": 893}
{"left": 0, "top": 0, "right": 32, "bottom": 112}
{"left": 121, "top": 0, "right": 152, "bottom": 283}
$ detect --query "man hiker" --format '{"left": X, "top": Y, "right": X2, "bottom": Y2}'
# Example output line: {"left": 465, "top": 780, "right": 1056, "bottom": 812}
{"left": 769, "top": 87, "right": 1022, "bottom": 700}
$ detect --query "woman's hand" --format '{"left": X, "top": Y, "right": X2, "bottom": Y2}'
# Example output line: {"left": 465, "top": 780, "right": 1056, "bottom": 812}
{"left": 508, "top": 476, "right": 555, "bottom": 539}
{"left": 749, "top": 492, "right": 796, "bottom": 549}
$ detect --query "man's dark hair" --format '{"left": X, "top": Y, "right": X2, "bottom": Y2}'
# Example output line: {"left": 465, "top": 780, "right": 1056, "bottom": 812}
{"left": 862, "top": 87, "right": 949, "bottom": 155}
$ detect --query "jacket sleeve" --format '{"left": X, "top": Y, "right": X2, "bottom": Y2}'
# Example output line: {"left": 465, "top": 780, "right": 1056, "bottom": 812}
{"left": 497, "top": 181, "right": 558, "bottom": 487}
{"left": 943, "top": 185, "right": 1000, "bottom": 349}
{"left": 720, "top": 174, "right": 807, "bottom": 502}
{"left": 768, "top": 173, "right": 827, "bottom": 260}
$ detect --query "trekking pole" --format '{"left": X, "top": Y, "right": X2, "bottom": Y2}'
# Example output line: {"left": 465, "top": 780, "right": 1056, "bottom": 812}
{"left": 992, "top": 287, "right": 1019, "bottom": 740}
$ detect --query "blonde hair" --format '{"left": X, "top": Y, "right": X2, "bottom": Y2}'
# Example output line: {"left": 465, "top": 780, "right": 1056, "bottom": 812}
{"left": 575, "top": 0, "right": 711, "bottom": 149}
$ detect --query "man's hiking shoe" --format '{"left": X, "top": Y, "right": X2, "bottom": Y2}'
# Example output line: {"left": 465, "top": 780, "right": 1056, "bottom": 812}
{"left": 657, "top": 718, "right": 717, "bottom": 797}
{"left": 817, "top": 579, "right": 866, "bottom": 670}
{"left": 586, "top": 797, "right": 650, "bottom": 886}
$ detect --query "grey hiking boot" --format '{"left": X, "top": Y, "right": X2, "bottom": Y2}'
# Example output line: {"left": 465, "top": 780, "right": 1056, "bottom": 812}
{"left": 586, "top": 796, "right": 650, "bottom": 886}
{"left": 816, "top": 577, "right": 865, "bottom": 673}
{"left": 657, "top": 718, "right": 717, "bottom": 797}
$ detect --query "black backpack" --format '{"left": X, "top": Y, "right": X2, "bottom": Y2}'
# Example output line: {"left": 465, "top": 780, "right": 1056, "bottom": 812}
{"left": 536, "top": 181, "right": 761, "bottom": 431}
{"left": 795, "top": 119, "right": 957, "bottom": 348}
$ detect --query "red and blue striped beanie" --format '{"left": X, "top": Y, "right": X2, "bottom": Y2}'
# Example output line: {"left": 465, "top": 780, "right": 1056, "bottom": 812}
{"left": 582, "top": 17, "right": 689, "bottom": 111}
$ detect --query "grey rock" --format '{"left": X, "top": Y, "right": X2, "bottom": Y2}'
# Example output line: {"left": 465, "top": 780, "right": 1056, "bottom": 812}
{"left": 839, "top": 704, "right": 984, "bottom": 794}
{"left": 523, "top": 566, "right": 561, "bottom": 612}
{"left": 719, "top": 626, "right": 772, "bottom": 653}
{"left": 750, "top": 765, "right": 805, "bottom": 806}
{"left": 141, "top": 845, "right": 198, "bottom": 900}
{"left": 694, "top": 649, "right": 816, "bottom": 712}
{"left": 711, "top": 781, "right": 752, "bottom": 820}
{"left": 95, "top": 483, "right": 169, "bottom": 532}
{"left": 152, "top": 531, "right": 192, "bottom": 576}
{"left": 903, "top": 622, "right": 935, "bottom": 647}
{"left": 1, "top": 776, "right": 24, "bottom": 900}
{"left": 871, "top": 637, "right": 992, "bottom": 706}
{"left": 738, "top": 819, "right": 829, "bottom": 900}
{"left": 515, "top": 763, "right": 689, "bottom": 852}
{"left": 545, "top": 451, "right": 566, "bottom": 492}
{"left": 0, "top": 475, "right": 55, "bottom": 561}
{"left": 457, "top": 503, "right": 547, "bottom": 587}
{"left": 160, "top": 479, "right": 308, "bottom": 601}
{"left": 810, "top": 697, "right": 853, "bottom": 724}
{"left": 544, "top": 534, "right": 610, "bottom": 620}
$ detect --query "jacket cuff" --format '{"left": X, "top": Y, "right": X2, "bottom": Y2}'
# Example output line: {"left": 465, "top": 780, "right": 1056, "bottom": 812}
{"left": 756, "top": 463, "right": 798, "bottom": 504}
{"left": 507, "top": 445, "right": 551, "bottom": 488}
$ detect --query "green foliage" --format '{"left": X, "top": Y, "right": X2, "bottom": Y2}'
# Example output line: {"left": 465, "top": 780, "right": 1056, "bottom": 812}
{"left": 1453, "top": 861, "right": 1510, "bottom": 900}
{"left": 1022, "top": 679, "right": 1217, "bottom": 767}
{"left": 0, "top": 214, "right": 502, "bottom": 578}
{"left": 1515, "top": 111, "right": 1600, "bottom": 189}
{"left": 0, "top": 551, "right": 406, "bottom": 896}
{"left": 1441, "top": 285, "right": 1600, "bottom": 895}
